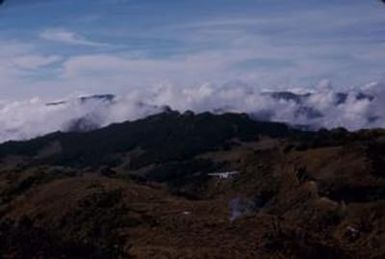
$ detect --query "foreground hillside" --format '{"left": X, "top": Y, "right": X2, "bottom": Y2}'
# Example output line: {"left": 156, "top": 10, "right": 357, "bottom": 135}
{"left": 0, "top": 111, "right": 384, "bottom": 258}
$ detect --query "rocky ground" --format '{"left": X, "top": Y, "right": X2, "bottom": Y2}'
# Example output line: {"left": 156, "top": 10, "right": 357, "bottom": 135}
{"left": 0, "top": 111, "right": 384, "bottom": 258}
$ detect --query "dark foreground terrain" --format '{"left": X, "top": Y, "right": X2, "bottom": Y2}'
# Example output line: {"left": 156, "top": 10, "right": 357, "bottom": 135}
{"left": 0, "top": 111, "right": 384, "bottom": 258}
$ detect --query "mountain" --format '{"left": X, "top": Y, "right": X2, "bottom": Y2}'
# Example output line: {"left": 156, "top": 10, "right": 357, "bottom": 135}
{"left": 2, "top": 86, "right": 384, "bottom": 144}
{"left": 0, "top": 111, "right": 384, "bottom": 258}
{"left": 46, "top": 94, "right": 116, "bottom": 107}
{"left": 263, "top": 91, "right": 311, "bottom": 104}
{"left": 0, "top": 111, "right": 293, "bottom": 168}
{"left": 43, "top": 90, "right": 377, "bottom": 134}
{"left": 263, "top": 90, "right": 375, "bottom": 121}
{"left": 264, "top": 90, "right": 374, "bottom": 105}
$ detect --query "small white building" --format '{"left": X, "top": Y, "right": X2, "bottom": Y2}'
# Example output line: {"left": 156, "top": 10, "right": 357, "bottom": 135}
{"left": 208, "top": 171, "right": 240, "bottom": 179}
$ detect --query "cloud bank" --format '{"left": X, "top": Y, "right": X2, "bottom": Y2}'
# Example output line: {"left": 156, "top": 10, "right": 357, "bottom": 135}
{"left": 2, "top": 1, "right": 385, "bottom": 100}
{"left": 1, "top": 80, "right": 385, "bottom": 143}
{"left": 40, "top": 29, "right": 109, "bottom": 47}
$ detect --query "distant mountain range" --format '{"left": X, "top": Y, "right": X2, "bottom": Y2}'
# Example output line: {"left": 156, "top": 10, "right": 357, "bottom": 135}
{"left": 1, "top": 85, "right": 384, "bottom": 144}
{"left": 45, "top": 94, "right": 116, "bottom": 107}
{"left": 43, "top": 90, "right": 378, "bottom": 135}
{"left": 260, "top": 90, "right": 375, "bottom": 121}
{"left": 264, "top": 90, "right": 374, "bottom": 105}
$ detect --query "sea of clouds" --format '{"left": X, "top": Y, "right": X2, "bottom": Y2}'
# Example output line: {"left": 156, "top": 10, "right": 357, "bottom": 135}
{"left": 1, "top": 80, "right": 385, "bottom": 143}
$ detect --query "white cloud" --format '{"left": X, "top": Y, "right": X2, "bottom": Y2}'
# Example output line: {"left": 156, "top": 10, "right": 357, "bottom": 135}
{"left": 58, "top": 51, "right": 239, "bottom": 86}
{"left": 40, "top": 28, "right": 108, "bottom": 47}
{"left": 1, "top": 80, "right": 385, "bottom": 143}
{"left": 12, "top": 55, "right": 62, "bottom": 70}
{"left": 1, "top": 1, "right": 384, "bottom": 101}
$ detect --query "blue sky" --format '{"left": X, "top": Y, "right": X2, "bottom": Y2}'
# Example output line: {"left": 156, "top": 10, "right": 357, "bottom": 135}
{"left": 0, "top": 0, "right": 384, "bottom": 100}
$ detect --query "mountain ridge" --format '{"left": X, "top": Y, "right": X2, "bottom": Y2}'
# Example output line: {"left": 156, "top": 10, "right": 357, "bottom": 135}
{"left": 0, "top": 111, "right": 385, "bottom": 258}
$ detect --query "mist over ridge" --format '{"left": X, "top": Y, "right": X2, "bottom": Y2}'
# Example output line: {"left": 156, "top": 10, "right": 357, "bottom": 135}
{"left": 1, "top": 79, "right": 385, "bottom": 143}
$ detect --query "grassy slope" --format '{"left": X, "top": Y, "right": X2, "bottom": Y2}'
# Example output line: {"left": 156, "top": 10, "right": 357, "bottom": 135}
{"left": 0, "top": 112, "right": 384, "bottom": 258}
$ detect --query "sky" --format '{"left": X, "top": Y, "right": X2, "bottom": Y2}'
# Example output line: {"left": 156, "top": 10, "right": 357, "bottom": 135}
{"left": 0, "top": 0, "right": 384, "bottom": 100}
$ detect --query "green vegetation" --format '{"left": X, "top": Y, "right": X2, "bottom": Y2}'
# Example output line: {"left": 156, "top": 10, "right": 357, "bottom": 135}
{"left": 0, "top": 111, "right": 384, "bottom": 258}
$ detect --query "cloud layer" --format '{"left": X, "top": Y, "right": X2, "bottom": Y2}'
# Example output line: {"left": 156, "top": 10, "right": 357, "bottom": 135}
{"left": 1, "top": 1, "right": 384, "bottom": 143}
{"left": 1, "top": 80, "right": 385, "bottom": 143}
{"left": 1, "top": 1, "right": 385, "bottom": 100}
{"left": 40, "top": 29, "right": 109, "bottom": 47}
